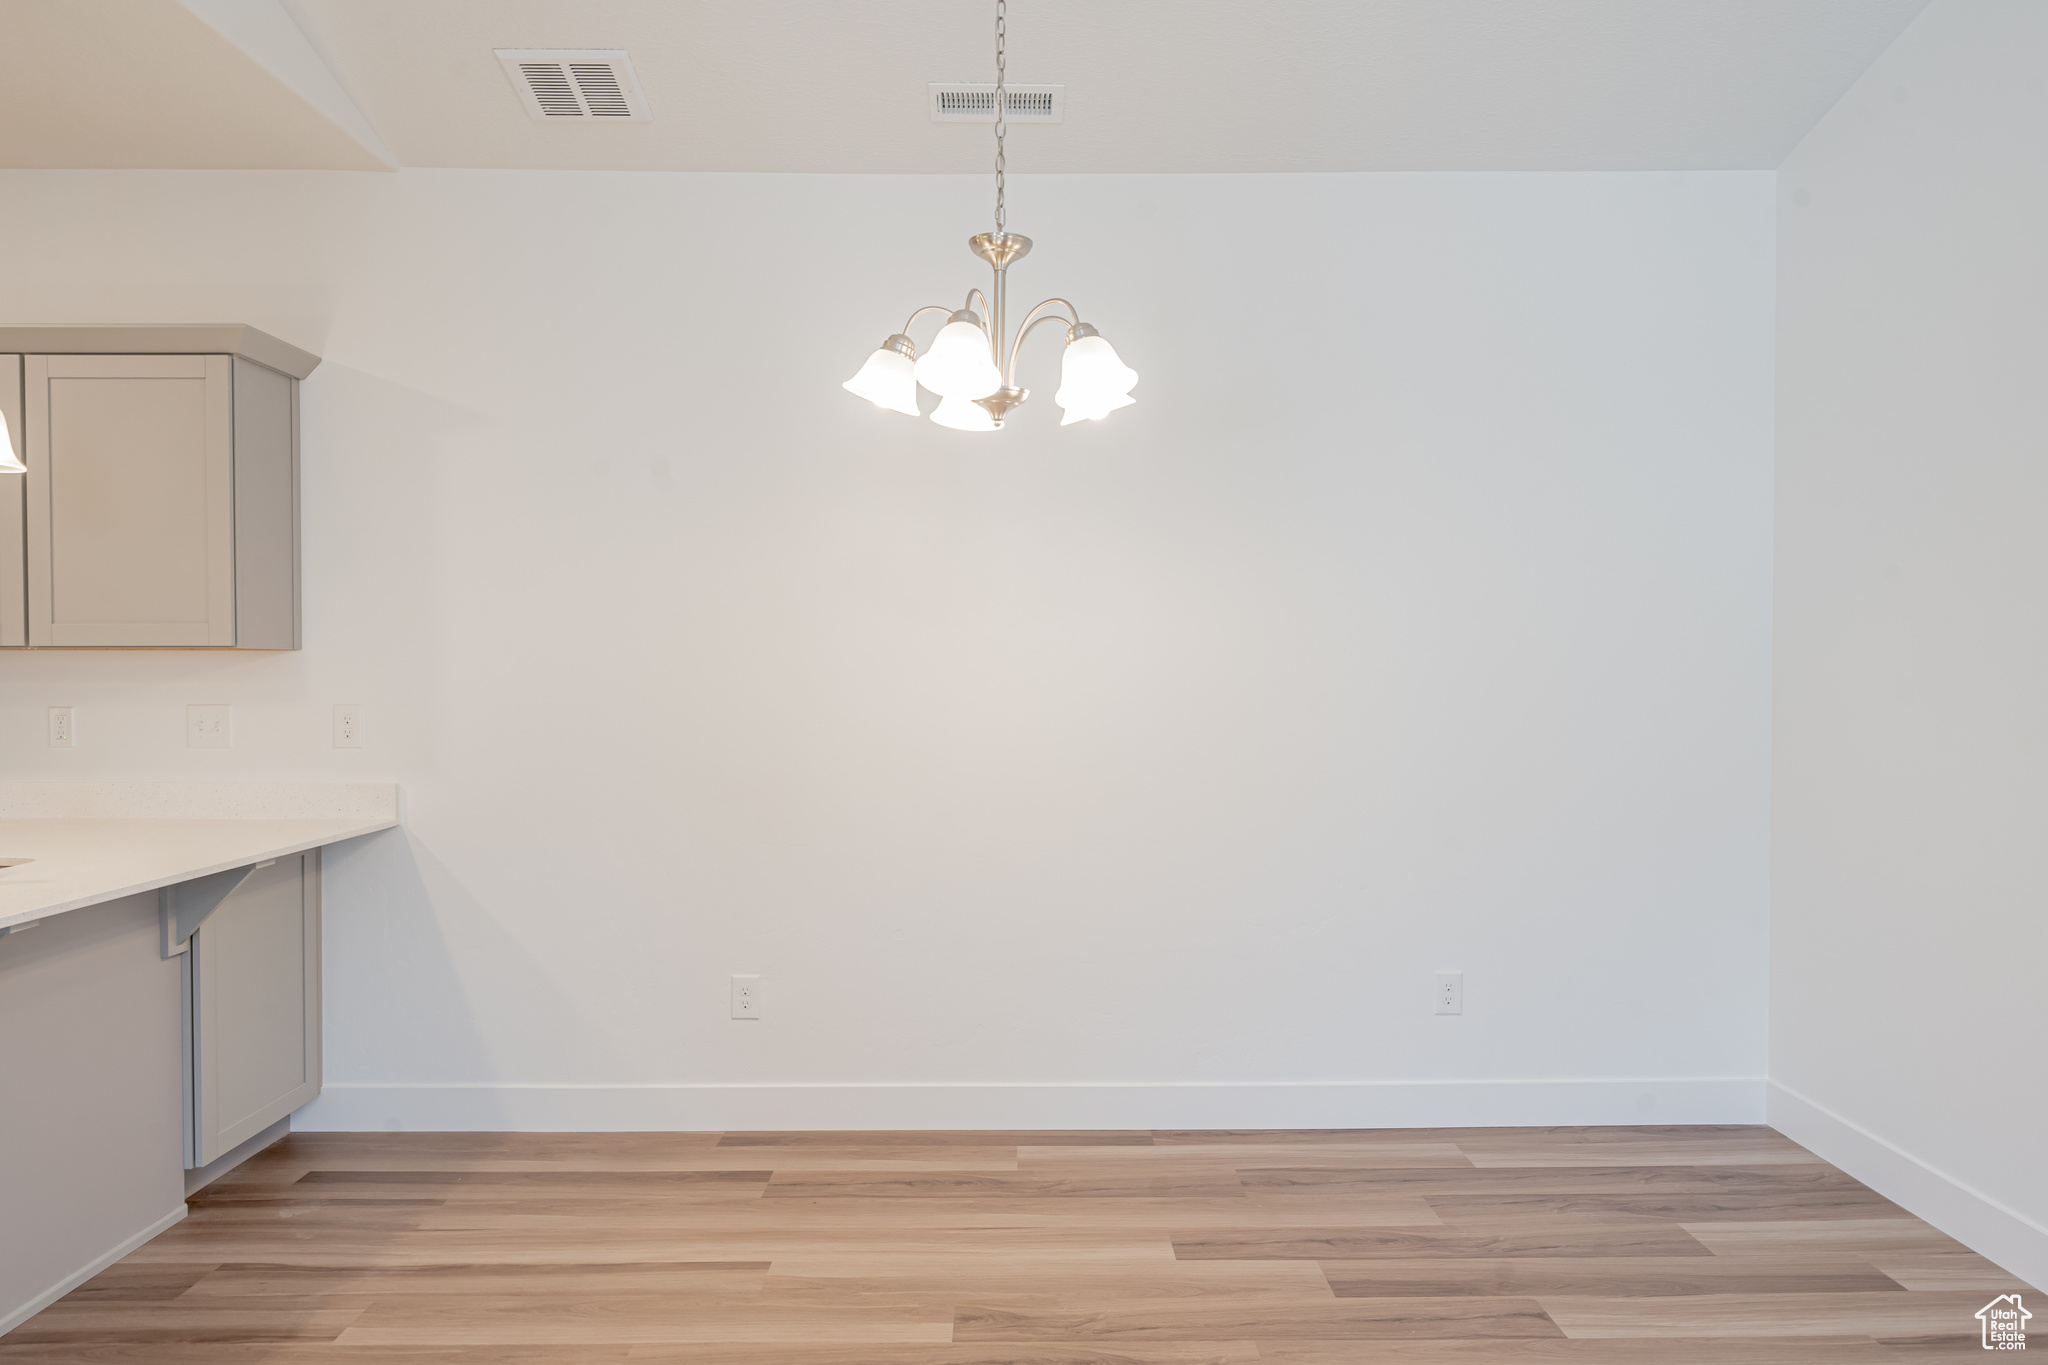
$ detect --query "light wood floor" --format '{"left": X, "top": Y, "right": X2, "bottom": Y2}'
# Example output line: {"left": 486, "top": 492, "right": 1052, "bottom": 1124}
{"left": 5, "top": 1125, "right": 2035, "bottom": 1362}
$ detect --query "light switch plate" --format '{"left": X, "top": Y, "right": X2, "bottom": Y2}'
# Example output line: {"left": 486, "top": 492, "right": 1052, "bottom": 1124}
{"left": 187, "top": 704, "right": 232, "bottom": 749}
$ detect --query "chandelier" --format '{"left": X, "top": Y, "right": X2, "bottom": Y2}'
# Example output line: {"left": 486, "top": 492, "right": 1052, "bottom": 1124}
{"left": 842, "top": 0, "right": 1138, "bottom": 432}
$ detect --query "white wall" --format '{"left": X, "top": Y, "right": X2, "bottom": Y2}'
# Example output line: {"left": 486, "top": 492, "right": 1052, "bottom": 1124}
{"left": 0, "top": 167, "right": 1775, "bottom": 1129}
{"left": 1773, "top": 0, "right": 2048, "bottom": 1288}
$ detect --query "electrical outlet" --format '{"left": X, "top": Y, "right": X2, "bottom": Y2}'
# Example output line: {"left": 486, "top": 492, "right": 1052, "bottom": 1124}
{"left": 731, "top": 974, "right": 761, "bottom": 1020}
{"left": 1434, "top": 971, "right": 1463, "bottom": 1015}
{"left": 187, "top": 704, "right": 232, "bottom": 749}
{"left": 48, "top": 707, "right": 74, "bottom": 747}
{"left": 333, "top": 704, "right": 362, "bottom": 748}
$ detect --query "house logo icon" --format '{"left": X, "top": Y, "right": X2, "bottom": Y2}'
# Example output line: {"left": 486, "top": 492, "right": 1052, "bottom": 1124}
{"left": 1978, "top": 1294, "right": 2030, "bottom": 1350}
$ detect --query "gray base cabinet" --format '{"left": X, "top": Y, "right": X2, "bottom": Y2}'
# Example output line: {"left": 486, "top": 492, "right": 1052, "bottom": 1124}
{"left": 180, "top": 851, "right": 323, "bottom": 1168}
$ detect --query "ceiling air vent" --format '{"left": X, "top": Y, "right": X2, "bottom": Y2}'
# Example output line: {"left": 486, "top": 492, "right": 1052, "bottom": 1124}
{"left": 496, "top": 49, "right": 651, "bottom": 121}
{"left": 928, "top": 84, "right": 1064, "bottom": 124}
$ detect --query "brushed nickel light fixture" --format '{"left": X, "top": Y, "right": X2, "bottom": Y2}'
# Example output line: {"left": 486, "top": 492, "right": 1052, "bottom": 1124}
{"left": 842, "top": 0, "right": 1138, "bottom": 432}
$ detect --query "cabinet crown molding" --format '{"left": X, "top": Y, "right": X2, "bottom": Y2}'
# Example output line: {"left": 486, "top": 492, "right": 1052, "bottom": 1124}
{"left": 0, "top": 325, "right": 319, "bottom": 380}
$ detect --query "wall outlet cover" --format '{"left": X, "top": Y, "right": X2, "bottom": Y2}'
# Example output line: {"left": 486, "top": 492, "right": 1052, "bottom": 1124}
{"left": 333, "top": 704, "right": 363, "bottom": 749}
{"left": 731, "top": 974, "right": 761, "bottom": 1020}
{"left": 48, "top": 706, "right": 74, "bottom": 747}
{"left": 187, "top": 704, "right": 232, "bottom": 749}
{"left": 1435, "top": 970, "right": 1464, "bottom": 1015}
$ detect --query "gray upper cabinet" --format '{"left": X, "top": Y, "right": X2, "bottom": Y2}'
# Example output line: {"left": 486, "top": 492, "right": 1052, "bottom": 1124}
{"left": 1, "top": 355, "right": 24, "bottom": 648}
{"left": 0, "top": 325, "right": 319, "bottom": 649}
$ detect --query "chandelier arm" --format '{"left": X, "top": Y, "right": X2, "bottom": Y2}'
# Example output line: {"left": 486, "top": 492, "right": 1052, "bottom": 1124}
{"left": 964, "top": 287, "right": 998, "bottom": 364}
{"left": 1004, "top": 312, "right": 1080, "bottom": 386}
{"left": 1003, "top": 299, "right": 1083, "bottom": 382}
{"left": 1010, "top": 297, "right": 1081, "bottom": 336}
{"left": 900, "top": 305, "right": 955, "bottom": 339}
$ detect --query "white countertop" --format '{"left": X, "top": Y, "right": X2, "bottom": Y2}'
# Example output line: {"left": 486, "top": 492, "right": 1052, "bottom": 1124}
{"left": 0, "top": 784, "right": 398, "bottom": 932}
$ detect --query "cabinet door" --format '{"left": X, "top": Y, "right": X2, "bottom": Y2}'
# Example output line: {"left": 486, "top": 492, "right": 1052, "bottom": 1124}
{"left": 188, "top": 852, "right": 322, "bottom": 1167}
{"left": 0, "top": 355, "right": 22, "bottom": 647}
{"left": 25, "top": 354, "right": 235, "bottom": 647}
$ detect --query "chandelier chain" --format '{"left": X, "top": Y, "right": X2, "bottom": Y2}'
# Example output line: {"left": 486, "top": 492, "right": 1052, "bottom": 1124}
{"left": 994, "top": 0, "right": 1006, "bottom": 235}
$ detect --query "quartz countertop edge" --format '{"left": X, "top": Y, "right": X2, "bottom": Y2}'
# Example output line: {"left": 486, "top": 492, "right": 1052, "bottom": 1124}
{"left": 0, "top": 783, "right": 400, "bottom": 931}
{"left": 0, "top": 816, "right": 398, "bottom": 931}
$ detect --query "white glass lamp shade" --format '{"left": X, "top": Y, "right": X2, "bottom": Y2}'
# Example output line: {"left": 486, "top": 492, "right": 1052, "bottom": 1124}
{"left": 929, "top": 394, "right": 999, "bottom": 432}
{"left": 1058, "top": 389, "right": 1137, "bottom": 426}
{"left": 842, "top": 340, "right": 920, "bottom": 416}
{"left": 1053, "top": 333, "right": 1138, "bottom": 424}
{"left": 0, "top": 410, "right": 20, "bottom": 474}
{"left": 913, "top": 317, "right": 1002, "bottom": 399}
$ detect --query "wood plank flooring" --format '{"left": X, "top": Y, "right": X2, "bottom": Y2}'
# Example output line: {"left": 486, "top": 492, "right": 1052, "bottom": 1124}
{"left": 5, "top": 1125, "right": 2035, "bottom": 1362}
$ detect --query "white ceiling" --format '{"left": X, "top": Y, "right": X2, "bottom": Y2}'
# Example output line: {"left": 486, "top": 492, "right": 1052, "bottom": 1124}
{"left": 0, "top": 0, "right": 390, "bottom": 169}
{"left": 0, "top": 0, "right": 1932, "bottom": 173}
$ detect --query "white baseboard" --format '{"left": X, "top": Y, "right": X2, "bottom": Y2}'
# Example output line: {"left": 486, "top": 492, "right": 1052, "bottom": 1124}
{"left": 1768, "top": 1080, "right": 2048, "bottom": 1291}
{"left": 0, "top": 1204, "right": 186, "bottom": 1340}
{"left": 295, "top": 1077, "right": 1763, "bottom": 1133}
